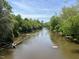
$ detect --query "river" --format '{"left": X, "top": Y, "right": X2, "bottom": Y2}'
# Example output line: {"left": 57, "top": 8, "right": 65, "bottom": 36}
{"left": 0, "top": 28, "right": 79, "bottom": 59}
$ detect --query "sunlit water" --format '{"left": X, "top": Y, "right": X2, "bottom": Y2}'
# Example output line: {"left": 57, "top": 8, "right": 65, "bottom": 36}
{"left": 0, "top": 28, "right": 79, "bottom": 59}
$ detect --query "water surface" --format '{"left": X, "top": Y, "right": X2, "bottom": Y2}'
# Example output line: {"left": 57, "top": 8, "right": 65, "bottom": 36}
{"left": 0, "top": 28, "right": 79, "bottom": 59}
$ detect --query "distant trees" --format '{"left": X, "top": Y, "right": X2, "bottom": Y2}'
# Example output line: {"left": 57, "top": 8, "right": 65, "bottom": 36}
{"left": 12, "top": 15, "right": 43, "bottom": 37}
{"left": 50, "top": 16, "right": 60, "bottom": 31}
{"left": 21, "top": 18, "right": 43, "bottom": 33}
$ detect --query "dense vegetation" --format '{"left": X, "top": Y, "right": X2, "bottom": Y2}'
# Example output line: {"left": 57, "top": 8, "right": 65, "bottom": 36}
{"left": 0, "top": 0, "right": 43, "bottom": 48}
{"left": 49, "top": 4, "right": 79, "bottom": 43}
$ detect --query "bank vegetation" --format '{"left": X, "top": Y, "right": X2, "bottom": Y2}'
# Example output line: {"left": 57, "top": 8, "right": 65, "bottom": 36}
{"left": 0, "top": 0, "right": 43, "bottom": 48}
{"left": 48, "top": 1, "right": 79, "bottom": 43}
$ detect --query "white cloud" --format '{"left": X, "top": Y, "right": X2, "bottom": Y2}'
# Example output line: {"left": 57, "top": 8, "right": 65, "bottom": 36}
{"left": 11, "top": 0, "right": 32, "bottom": 9}
{"left": 13, "top": 12, "right": 51, "bottom": 22}
{"left": 21, "top": 14, "right": 51, "bottom": 22}
{"left": 11, "top": 0, "right": 53, "bottom": 12}
{"left": 22, "top": 14, "right": 51, "bottom": 19}
{"left": 14, "top": 12, "right": 51, "bottom": 18}
{"left": 9, "top": 0, "right": 53, "bottom": 22}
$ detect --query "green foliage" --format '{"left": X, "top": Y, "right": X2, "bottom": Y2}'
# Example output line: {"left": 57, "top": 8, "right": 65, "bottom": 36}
{"left": 61, "top": 7, "right": 78, "bottom": 19}
{"left": 43, "top": 22, "right": 50, "bottom": 28}
{"left": 0, "top": 0, "right": 43, "bottom": 48}
{"left": 50, "top": 16, "right": 60, "bottom": 31}
{"left": 21, "top": 19, "right": 42, "bottom": 33}
{"left": 49, "top": 6, "right": 79, "bottom": 41}
{"left": 3, "top": 0, "right": 12, "bottom": 12}
{"left": 0, "top": 0, "right": 14, "bottom": 47}
{"left": 60, "top": 15, "right": 79, "bottom": 38}
{"left": 11, "top": 15, "right": 43, "bottom": 37}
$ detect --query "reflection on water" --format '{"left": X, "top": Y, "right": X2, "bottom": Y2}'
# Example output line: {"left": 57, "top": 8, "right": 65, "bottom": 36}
{"left": 50, "top": 32, "right": 79, "bottom": 59}
{"left": 0, "top": 49, "right": 14, "bottom": 59}
{"left": 0, "top": 28, "right": 79, "bottom": 59}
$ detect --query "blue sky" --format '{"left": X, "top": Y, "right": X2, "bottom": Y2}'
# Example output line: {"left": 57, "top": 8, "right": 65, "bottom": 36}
{"left": 7, "top": 0, "right": 76, "bottom": 22}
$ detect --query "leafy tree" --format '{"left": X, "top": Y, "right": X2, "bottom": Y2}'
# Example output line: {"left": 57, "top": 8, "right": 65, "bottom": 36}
{"left": 0, "top": 0, "right": 13, "bottom": 47}
{"left": 0, "top": 0, "right": 43, "bottom": 48}
{"left": 60, "top": 15, "right": 79, "bottom": 38}
{"left": 49, "top": 5, "right": 79, "bottom": 42}
{"left": 61, "top": 7, "right": 78, "bottom": 20}
{"left": 50, "top": 16, "right": 60, "bottom": 31}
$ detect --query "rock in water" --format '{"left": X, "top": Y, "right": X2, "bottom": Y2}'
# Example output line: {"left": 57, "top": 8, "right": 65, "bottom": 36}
{"left": 52, "top": 45, "right": 58, "bottom": 48}
{"left": 12, "top": 43, "right": 16, "bottom": 48}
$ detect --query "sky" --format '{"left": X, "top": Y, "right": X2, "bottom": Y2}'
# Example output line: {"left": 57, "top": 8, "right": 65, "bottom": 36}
{"left": 7, "top": 0, "right": 76, "bottom": 22}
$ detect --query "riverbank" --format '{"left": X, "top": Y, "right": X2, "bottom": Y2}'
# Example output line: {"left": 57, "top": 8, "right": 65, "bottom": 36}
{"left": 50, "top": 31, "right": 79, "bottom": 44}
{"left": 12, "top": 30, "right": 40, "bottom": 47}
{"left": 13, "top": 33, "right": 29, "bottom": 46}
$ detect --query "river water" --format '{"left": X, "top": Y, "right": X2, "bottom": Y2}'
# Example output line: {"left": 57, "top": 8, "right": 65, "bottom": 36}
{"left": 0, "top": 28, "right": 79, "bottom": 59}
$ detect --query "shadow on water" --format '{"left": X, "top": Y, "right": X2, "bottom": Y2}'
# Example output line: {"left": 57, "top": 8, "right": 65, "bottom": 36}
{"left": 50, "top": 32, "right": 79, "bottom": 59}
{"left": 0, "top": 49, "right": 13, "bottom": 59}
{"left": 71, "top": 49, "right": 79, "bottom": 54}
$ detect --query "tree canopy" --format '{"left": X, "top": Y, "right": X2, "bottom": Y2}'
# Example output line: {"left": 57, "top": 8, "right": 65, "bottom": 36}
{"left": 49, "top": 4, "right": 79, "bottom": 41}
{"left": 0, "top": 0, "right": 43, "bottom": 48}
